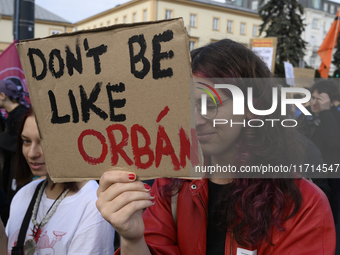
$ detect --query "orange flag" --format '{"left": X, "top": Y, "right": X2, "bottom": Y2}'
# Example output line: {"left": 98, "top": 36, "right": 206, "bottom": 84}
{"left": 318, "top": 7, "right": 340, "bottom": 78}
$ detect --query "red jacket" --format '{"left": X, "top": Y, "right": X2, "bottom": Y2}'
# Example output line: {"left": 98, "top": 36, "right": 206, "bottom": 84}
{"left": 116, "top": 178, "right": 336, "bottom": 255}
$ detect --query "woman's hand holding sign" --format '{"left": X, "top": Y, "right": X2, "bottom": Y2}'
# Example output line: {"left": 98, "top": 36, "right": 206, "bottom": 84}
{"left": 96, "top": 170, "right": 153, "bottom": 255}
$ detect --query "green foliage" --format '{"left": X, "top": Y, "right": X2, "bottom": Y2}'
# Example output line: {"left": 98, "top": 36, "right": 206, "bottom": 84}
{"left": 332, "top": 33, "right": 340, "bottom": 69}
{"left": 274, "top": 62, "right": 285, "bottom": 78}
{"left": 259, "top": 0, "right": 307, "bottom": 68}
{"left": 315, "top": 69, "right": 321, "bottom": 78}
{"left": 333, "top": 69, "right": 340, "bottom": 78}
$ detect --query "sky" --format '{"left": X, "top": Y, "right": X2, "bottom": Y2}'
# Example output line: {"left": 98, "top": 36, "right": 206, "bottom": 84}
{"left": 35, "top": 0, "right": 340, "bottom": 24}
{"left": 35, "top": 0, "right": 130, "bottom": 23}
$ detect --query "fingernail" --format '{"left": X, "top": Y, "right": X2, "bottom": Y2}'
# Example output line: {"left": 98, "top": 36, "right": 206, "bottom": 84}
{"left": 128, "top": 173, "right": 136, "bottom": 180}
{"left": 151, "top": 199, "right": 155, "bottom": 203}
{"left": 150, "top": 192, "right": 155, "bottom": 197}
{"left": 144, "top": 184, "right": 151, "bottom": 190}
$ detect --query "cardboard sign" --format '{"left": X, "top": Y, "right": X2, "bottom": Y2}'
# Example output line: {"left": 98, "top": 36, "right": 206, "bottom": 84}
{"left": 293, "top": 68, "right": 315, "bottom": 88}
{"left": 250, "top": 37, "right": 277, "bottom": 73}
{"left": 17, "top": 18, "right": 200, "bottom": 182}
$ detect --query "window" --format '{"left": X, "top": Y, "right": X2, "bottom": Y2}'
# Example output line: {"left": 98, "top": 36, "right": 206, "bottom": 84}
{"left": 107, "top": 20, "right": 111, "bottom": 26}
{"left": 189, "top": 38, "right": 198, "bottom": 51}
{"left": 213, "top": 18, "right": 219, "bottom": 31}
{"left": 330, "top": 5, "right": 335, "bottom": 14}
{"left": 253, "top": 25, "right": 258, "bottom": 37}
{"left": 240, "top": 22, "right": 246, "bottom": 35}
{"left": 252, "top": 0, "right": 258, "bottom": 11}
{"left": 227, "top": 20, "right": 233, "bottom": 33}
{"left": 165, "top": 10, "right": 172, "bottom": 19}
{"left": 323, "top": 3, "right": 328, "bottom": 12}
{"left": 190, "top": 14, "right": 196, "bottom": 27}
{"left": 124, "top": 16, "right": 127, "bottom": 23}
{"left": 310, "top": 35, "right": 316, "bottom": 46}
{"left": 143, "top": 9, "right": 148, "bottom": 21}
{"left": 312, "top": 18, "right": 318, "bottom": 29}
{"left": 100, "top": 23, "right": 103, "bottom": 27}
{"left": 235, "top": 0, "right": 243, "bottom": 7}
{"left": 310, "top": 57, "right": 315, "bottom": 66}
{"left": 115, "top": 18, "right": 119, "bottom": 24}
{"left": 312, "top": 0, "right": 321, "bottom": 9}
{"left": 133, "top": 13, "right": 137, "bottom": 23}
{"left": 189, "top": 41, "right": 196, "bottom": 51}
{"left": 50, "top": 29, "right": 62, "bottom": 35}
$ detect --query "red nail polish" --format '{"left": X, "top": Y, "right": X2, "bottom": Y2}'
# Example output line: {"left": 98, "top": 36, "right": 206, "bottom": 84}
{"left": 150, "top": 192, "right": 155, "bottom": 197}
{"left": 128, "top": 174, "right": 135, "bottom": 180}
{"left": 151, "top": 199, "right": 155, "bottom": 203}
{"left": 144, "top": 184, "right": 151, "bottom": 190}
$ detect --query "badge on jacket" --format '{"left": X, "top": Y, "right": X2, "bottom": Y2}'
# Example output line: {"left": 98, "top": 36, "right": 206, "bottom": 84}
{"left": 237, "top": 247, "right": 257, "bottom": 255}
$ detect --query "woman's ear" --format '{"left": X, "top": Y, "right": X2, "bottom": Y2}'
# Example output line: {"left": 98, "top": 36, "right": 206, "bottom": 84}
{"left": 0, "top": 92, "right": 6, "bottom": 100}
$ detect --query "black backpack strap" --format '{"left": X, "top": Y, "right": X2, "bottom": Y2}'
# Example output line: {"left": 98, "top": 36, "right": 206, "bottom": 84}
{"left": 11, "top": 181, "right": 44, "bottom": 255}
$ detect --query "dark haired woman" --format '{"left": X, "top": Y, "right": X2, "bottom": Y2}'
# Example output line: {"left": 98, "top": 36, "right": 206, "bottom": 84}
{"left": 96, "top": 39, "right": 335, "bottom": 254}
{"left": 6, "top": 109, "right": 115, "bottom": 255}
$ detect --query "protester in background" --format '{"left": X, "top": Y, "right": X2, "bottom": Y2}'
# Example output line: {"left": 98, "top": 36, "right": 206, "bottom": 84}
{"left": 6, "top": 108, "right": 115, "bottom": 255}
{"left": 297, "top": 79, "right": 340, "bottom": 254}
{"left": 0, "top": 79, "right": 29, "bottom": 224}
{"left": 0, "top": 79, "right": 29, "bottom": 152}
{"left": 96, "top": 39, "right": 335, "bottom": 254}
{"left": 298, "top": 80, "right": 340, "bottom": 165}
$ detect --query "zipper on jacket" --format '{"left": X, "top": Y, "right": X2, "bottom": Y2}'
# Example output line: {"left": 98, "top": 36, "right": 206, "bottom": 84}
{"left": 230, "top": 231, "right": 233, "bottom": 255}
{"left": 197, "top": 192, "right": 208, "bottom": 220}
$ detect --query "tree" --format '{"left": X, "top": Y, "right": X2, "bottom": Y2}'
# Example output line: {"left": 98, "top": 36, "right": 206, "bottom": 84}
{"left": 259, "top": 0, "right": 307, "bottom": 67}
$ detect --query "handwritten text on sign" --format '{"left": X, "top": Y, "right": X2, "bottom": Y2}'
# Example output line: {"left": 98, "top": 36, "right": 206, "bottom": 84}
{"left": 18, "top": 19, "right": 198, "bottom": 181}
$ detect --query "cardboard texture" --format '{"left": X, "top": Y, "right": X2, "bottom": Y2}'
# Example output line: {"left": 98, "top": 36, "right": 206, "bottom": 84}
{"left": 17, "top": 18, "right": 201, "bottom": 182}
{"left": 250, "top": 37, "right": 277, "bottom": 73}
{"left": 293, "top": 68, "right": 315, "bottom": 88}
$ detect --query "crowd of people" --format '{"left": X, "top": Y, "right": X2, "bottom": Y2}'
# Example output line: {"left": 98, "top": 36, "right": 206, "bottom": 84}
{"left": 0, "top": 38, "right": 339, "bottom": 254}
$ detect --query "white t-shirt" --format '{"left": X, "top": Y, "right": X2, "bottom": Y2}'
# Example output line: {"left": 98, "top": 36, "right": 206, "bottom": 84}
{"left": 6, "top": 180, "right": 115, "bottom": 255}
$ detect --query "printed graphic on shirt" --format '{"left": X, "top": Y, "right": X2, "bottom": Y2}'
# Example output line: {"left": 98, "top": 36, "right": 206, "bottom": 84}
{"left": 8, "top": 228, "right": 67, "bottom": 255}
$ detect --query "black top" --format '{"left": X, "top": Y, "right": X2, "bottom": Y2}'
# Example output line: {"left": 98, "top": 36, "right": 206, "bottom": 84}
{"left": 6, "top": 104, "right": 28, "bottom": 136}
{"left": 0, "top": 104, "right": 28, "bottom": 152}
{"left": 206, "top": 179, "right": 231, "bottom": 255}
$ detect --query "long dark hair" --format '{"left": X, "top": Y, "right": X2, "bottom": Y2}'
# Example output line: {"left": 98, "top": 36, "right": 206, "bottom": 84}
{"left": 165, "top": 39, "right": 303, "bottom": 247}
{"left": 15, "top": 107, "right": 78, "bottom": 191}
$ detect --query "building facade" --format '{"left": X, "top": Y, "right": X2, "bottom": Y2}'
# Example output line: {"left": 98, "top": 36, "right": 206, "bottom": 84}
{"left": 75, "top": 0, "right": 262, "bottom": 50}
{"left": 76, "top": 0, "right": 340, "bottom": 75}
{"left": 0, "top": 0, "right": 74, "bottom": 53}
{"left": 299, "top": 0, "right": 340, "bottom": 75}
{"left": 2, "top": 0, "right": 337, "bottom": 75}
